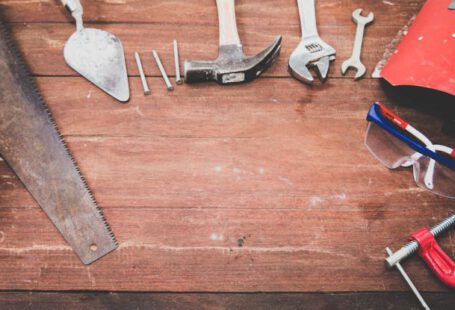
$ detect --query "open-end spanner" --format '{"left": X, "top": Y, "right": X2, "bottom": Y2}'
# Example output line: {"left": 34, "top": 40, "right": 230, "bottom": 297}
{"left": 341, "top": 9, "right": 374, "bottom": 80}
{"left": 289, "top": 0, "right": 336, "bottom": 84}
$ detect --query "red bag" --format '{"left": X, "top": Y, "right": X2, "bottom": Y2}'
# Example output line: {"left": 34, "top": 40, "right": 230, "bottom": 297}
{"left": 381, "top": 0, "right": 455, "bottom": 96}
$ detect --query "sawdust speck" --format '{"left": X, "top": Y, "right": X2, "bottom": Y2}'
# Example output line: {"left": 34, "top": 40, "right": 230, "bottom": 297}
{"left": 309, "top": 196, "right": 323, "bottom": 207}
{"left": 134, "top": 106, "right": 144, "bottom": 117}
{"left": 278, "top": 176, "right": 293, "bottom": 186}
{"left": 210, "top": 233, "right": 224, "bottom": 241}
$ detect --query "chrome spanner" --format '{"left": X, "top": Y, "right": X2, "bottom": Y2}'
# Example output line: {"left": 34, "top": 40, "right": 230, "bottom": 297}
{"left": 289, "top": 0, "right": 336, "bottom": 84}
{"left": 341, "top": 9, "right": 374, "bottom": 80}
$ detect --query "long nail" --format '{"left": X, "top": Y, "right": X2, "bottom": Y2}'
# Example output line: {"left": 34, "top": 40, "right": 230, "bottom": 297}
{"left": 134, "top": 52, "right": 151, "bottom": 96}
{"left": 173, "top": 40, "right": 183, "bottom": 85}
{"left": 152, "top": 50, "right": 174, "bottom": 91}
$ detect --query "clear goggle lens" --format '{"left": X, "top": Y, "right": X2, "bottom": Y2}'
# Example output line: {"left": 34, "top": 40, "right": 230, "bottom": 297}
{"left": 365, "top": 122, "right": 455, "bottom": 199}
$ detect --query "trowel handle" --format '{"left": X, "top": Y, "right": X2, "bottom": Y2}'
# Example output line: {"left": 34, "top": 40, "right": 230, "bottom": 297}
{"left": 61, "top": 0, "right": 84, "bottom": 31}
{"left": 216, "top": 0, "right": 241, "bottom": 47}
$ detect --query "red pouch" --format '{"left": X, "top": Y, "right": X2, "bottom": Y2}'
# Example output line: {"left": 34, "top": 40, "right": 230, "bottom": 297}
{"left": 381, "top": 0, "right": 455, "bottom": 96}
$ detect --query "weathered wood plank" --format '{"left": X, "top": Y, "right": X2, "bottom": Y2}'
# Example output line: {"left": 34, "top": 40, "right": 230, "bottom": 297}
{"left": 6, "top": 10, "right": 412, "bottom": 78}
{"left": 0, "top": 78, "right": 450, "bottom": 210}
{"left": 1, "top": 0, "right": 453, "bottom": 296}
{"left": 0, "top": 76, "right": 453, "bottom": 291}
{"left": 0, "top": 205, "right": 453, "bottom": 291}
{"left": 0, "top": 0, "right": 424, "bottom": 26}
{"left": 36, "top": 77, "right": 454, "bottom": 140}
{"left": 1, "top": 292, "right": 454, "bottom": 310}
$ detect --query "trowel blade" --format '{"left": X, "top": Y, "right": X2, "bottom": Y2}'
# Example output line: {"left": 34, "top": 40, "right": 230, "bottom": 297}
{"left": 64, "top": 28, "right": 130, "bottom": 102}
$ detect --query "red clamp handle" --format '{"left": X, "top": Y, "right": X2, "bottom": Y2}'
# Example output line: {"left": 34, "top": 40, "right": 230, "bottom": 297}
{"left": 410, "top": 228, "right": 455, "bottom": 288}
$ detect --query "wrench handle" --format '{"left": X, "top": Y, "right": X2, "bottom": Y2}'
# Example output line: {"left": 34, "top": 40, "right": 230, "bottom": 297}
{"left": 351, "top": 23, "right": 365, "bottom": 60}
{"left": 217, "top": 0, "right": 241, "bottom": 46}
{"left": 297, "top": 0, "right": 319, "bottom": 38}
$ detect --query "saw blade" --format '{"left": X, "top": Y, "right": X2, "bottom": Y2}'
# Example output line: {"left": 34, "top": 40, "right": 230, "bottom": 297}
{"left": 0, "top": 17, "right": 117, "bottom": 264}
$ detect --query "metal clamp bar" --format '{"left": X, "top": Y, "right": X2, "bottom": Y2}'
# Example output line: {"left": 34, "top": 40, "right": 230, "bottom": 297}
{"left": 386, "top": 213, "right": 455, "bottom": 268}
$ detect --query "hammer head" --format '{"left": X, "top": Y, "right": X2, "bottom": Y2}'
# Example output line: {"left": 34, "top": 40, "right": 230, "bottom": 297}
{"left": 184, "top": 36, "right": 282, "bottom": 84}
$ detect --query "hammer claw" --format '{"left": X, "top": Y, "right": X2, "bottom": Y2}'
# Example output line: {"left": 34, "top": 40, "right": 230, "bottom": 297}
{"left": 184, "top": 0, "right": 281, "bottom": 85}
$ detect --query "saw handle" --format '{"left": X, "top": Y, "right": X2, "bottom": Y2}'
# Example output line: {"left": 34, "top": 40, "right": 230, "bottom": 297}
{"left": 61, "top": 0, "right": 84, "bottom": 31}
{"left": 216, "top": 0, "right": 241, "bottom": 47}
{"left": 411, "top": 228, "right": 455, "bottom": 288}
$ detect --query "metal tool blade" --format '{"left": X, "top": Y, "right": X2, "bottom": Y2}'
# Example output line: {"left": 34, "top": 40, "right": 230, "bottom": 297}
{"left": 64, "top": 28, "right": 130, "bottom": 102}
{"left": 0, "top": 19, "right": 118, "bottom": 264}
{"left": 314, "top": 56, "right": 330, "bottom": 80}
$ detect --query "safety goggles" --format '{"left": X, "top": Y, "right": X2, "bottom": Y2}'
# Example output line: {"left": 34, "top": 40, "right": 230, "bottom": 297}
{"left": 365, "top": 102, "right": 455, "bottom": 199}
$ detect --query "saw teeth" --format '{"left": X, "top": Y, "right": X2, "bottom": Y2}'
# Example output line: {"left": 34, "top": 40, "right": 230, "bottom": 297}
{"left": 0, "top": 17, "right": 118, "bottom": 255}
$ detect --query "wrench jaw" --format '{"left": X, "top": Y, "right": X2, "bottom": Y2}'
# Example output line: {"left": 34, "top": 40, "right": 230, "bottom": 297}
{"left": 341, "top": 59, "right": 367, "bottom": 80}
{"left": 314, "top": 56, "right": 330, "bottom": 81}
{"left": 352, "top": 9, "right": 374, "bottom": 25}
{"left": 289, "top": 55, "right": 332, "bottom": 84}
{"left": 289, "top": 49, "right": 314, "bottom": 84}
{"left": 354, "top": 64, "right": 367, "bottom": 80}
{"left": 289, "top": 37, "right": 336, "bottom": 84}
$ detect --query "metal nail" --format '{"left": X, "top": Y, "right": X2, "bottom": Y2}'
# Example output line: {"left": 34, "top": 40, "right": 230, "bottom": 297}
{"left": 173, "top": 40, "right": 183, "bottom": 85}
{"left": 152, "top": 50, "right": 174, "bottom": 91}
{"left": 134, "top": 52, "right": 151, "bottom": 96}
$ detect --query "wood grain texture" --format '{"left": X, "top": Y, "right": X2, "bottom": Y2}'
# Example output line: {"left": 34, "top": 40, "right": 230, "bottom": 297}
{"left": 0, "top": 0, "right": 454, "bottom": 300}
{"left": 0, "top": 78, "right": 454, "bottom": 291}
{"left": 1, "top": 292, "right": 455, "bottom": 310}
{"left": 3, "top": 0, "right": 423, "bottom": 78}
{"left": 8, "top": 23, "right": 411, "bottom": 79}
{"left": 0, "top": 0, "right": 423, "bottom": 25}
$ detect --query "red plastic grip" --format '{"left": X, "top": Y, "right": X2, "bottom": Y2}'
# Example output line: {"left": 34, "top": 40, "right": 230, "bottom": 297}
{"left": 378, "top": 103, "right": 409, "bottom": 130}
{"left": 410, "top": 228, "right": 455, "bottom": 288}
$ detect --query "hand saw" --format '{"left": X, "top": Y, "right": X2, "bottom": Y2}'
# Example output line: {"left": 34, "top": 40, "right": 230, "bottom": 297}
{"left": 0, "top": 17, "right": 117, "bottom": 264}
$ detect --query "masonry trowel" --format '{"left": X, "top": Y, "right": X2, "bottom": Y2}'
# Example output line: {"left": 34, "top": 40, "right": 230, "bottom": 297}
{"left": 62, "top": 0, "right": 129, "bottom": 102}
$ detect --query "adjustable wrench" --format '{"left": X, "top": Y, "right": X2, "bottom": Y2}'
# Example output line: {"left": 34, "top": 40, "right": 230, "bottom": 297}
{"left": 289, "top": 0, "right": 336, "bottom": 84}
{"left": 341, "top": 9, "right": 374, "bottom": 80}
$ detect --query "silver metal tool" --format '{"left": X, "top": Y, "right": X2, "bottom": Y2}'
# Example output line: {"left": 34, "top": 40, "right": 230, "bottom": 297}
{"left": 61, "top": 0, "right": 129, "bottom": 102}
{"left": 385, "top": 214, "right": 455, "bottom": 309}
{"left": 0, "top": 18, "right": 117, "bottom": 265}
{"left": 152, "top": 50, "right": 174, "bottom": 91}
{"left": 184, "top": 0, "right": 281, "bottom": 84}
{"left": 386, "top": 213, "right": 455, "bottom": 268}
{"left": 385, "top": 248, "right": 431, "bottom": 310}
{"left": 173, "top": 40, "right": 183, "bottom": 85}
{"left": 289, "top": 0, "right": 336, "bottom": 84}
{"left": 341, "top": 9, "right": 374, "bottom": 80}
{"left": 135, "top": 52, "right": 151, "bottom": 96}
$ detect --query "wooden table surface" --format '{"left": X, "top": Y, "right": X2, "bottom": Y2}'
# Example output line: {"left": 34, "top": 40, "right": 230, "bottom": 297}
{"left": 0, "top": 0, "right": 454, "bottom": 309}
